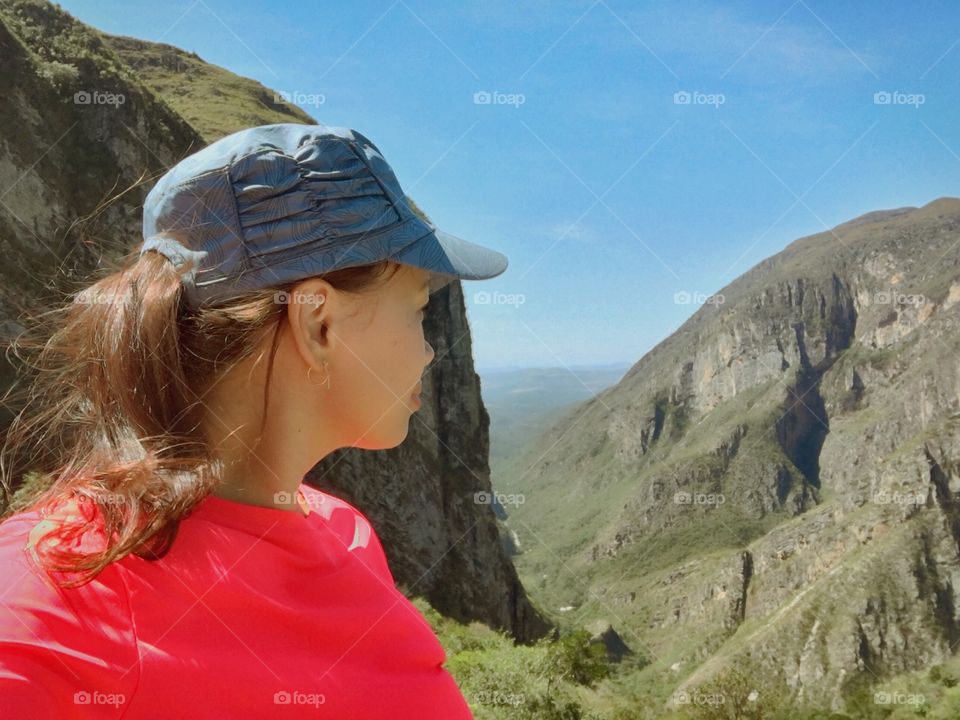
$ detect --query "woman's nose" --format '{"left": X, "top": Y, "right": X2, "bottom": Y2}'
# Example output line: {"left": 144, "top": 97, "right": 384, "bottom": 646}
{"left": 425, "top": 340, "right": 435, "bottom": 363}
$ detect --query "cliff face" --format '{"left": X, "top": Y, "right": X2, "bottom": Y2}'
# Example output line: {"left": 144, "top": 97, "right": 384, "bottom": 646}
{"left": 507, "top": 198, "right": 960, "bottom": 709}
{"left": 0, "top": 0, "right": 549, "bottom": 643}
{"left": 0, "top": 0, "right": 202, "bottom": 426}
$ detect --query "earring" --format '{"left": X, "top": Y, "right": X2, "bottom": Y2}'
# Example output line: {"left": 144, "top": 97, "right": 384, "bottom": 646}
{"left": 308, "top": 361, "right": 331, "bottom": 389}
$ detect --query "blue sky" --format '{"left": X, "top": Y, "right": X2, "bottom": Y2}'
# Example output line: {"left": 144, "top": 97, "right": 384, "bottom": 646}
{"left": 58, "top": 0, "right": 960, "bottom": 371}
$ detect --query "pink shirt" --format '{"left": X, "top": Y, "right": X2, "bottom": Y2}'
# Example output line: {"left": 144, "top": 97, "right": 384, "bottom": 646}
{"left": 0, "top": 484, "right": 474, "bottom": 718}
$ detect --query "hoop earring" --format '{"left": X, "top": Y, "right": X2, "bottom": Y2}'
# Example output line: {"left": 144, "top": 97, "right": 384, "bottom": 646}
{"left": 308, "top": 361, "right": 331, "bottom": 389}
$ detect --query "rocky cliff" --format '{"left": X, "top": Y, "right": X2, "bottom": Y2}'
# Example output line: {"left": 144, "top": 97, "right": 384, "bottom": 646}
{"left": 0, "top": 0, "right": 550, "bottom": 643}
{"left": 506, "top": 197, "right": 960, "bottom": 710}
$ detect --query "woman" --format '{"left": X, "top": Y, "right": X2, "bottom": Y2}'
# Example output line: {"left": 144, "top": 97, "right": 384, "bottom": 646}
{"left": 0, "top": 123, "right": 508, "bottom": 718}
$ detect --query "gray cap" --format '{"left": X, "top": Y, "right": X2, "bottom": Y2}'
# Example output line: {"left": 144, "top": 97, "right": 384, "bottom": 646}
{"left": 141, "top": 123, "right": 508, "bottom": 309}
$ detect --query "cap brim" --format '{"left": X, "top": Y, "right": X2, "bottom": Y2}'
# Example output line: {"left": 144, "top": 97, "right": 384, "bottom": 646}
{"left": 388, "top": 228, "right": 508, "bottom": 293}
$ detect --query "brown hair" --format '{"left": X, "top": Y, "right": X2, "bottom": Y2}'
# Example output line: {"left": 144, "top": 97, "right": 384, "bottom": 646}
{"left": 0, "top": 234, "right": 400, "bottom": 587}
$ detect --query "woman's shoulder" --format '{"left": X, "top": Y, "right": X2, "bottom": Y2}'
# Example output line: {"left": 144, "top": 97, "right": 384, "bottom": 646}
{"left": 0, "top": 501, "right": 73, "bottom": 587}
{"left": 0, "top": 506, "right": 43, "bottom": 578}
{"left": 0, "top": 494, "right": 108, "bottom": 579}
{"left": 0, "top": 500, "right": 140, "bottom": 716}
{"left": 0, "top": 496, "right": 134, "bottom": 631}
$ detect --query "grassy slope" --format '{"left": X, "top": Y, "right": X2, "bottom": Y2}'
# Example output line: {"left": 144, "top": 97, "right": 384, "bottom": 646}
{"left": 98, "top": 33, "right": 315, "bottom": 143}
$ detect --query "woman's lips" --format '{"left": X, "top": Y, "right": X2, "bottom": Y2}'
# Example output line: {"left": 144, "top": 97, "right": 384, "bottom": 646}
{"left": 409, "top": 383, "right": 423, "bottom": 406}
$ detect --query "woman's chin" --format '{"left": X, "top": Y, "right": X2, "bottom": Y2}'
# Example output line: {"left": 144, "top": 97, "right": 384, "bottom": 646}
{"left": 352, "top": 425, "right": 410, "bottom": 451}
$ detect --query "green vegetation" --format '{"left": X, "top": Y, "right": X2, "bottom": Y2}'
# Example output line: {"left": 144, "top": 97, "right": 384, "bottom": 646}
{"left": 413, "top": 595, "right": 612, "bottom": 719}
{"left": 836, "top": 655, "right": 960, "bottom": 719}
{"left": 420, "top": 591, "right": 951, "bottom": 719}
{"left": 99, "top": 33, "right": 316, "bottom": 142}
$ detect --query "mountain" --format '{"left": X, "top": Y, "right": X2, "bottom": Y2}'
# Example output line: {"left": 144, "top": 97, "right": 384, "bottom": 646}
{"left": 99, "top": 34, "right": 316, "bottom": 143}
{"left": 504, "top": 197, "right": 960, "bottom": 711}
{"left": 0, "top": 0, "right": 550, "bottom": 643}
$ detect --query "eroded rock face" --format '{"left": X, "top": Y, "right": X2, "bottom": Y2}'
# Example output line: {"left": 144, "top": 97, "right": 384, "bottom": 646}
{"left": 509, "top": 197, "right": 960, "bottom": 709}
{"left": 0, "top": 0, "right": 202, "bottom": 426}
{"left": 0, "top": 0, "right": 550, "bottom": 643}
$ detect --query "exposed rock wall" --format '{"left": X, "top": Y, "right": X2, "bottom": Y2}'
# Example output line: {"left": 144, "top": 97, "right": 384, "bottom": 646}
{"left": 509, "top": 198, "right": 960, "bottom": 709}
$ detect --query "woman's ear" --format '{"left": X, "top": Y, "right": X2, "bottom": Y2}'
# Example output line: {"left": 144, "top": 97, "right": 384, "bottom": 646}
{"left": 285, "top": 278, "right": 334, "bottom": 371}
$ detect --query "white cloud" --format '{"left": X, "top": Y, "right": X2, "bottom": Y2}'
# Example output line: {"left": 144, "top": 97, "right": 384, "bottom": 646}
{"left": 613, "top": 1, "right": 880, "bottom": 81}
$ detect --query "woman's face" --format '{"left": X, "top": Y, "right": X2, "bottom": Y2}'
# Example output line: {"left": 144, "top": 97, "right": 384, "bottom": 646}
{"left": 283, "top": 263, "right": 436, "bottom": 451}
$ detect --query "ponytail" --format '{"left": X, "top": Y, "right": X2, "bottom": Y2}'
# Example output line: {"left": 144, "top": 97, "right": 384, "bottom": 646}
{"left": 0, "top": 234, "right": 398, "bottom": 587}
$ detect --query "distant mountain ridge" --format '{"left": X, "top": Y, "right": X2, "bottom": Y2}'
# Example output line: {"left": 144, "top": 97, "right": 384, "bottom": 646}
{"left": 505, "top": 196, "right": 960, "bottom": 711}
{"left": 483, "top": 363, "right": 632, "bottom": 477}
